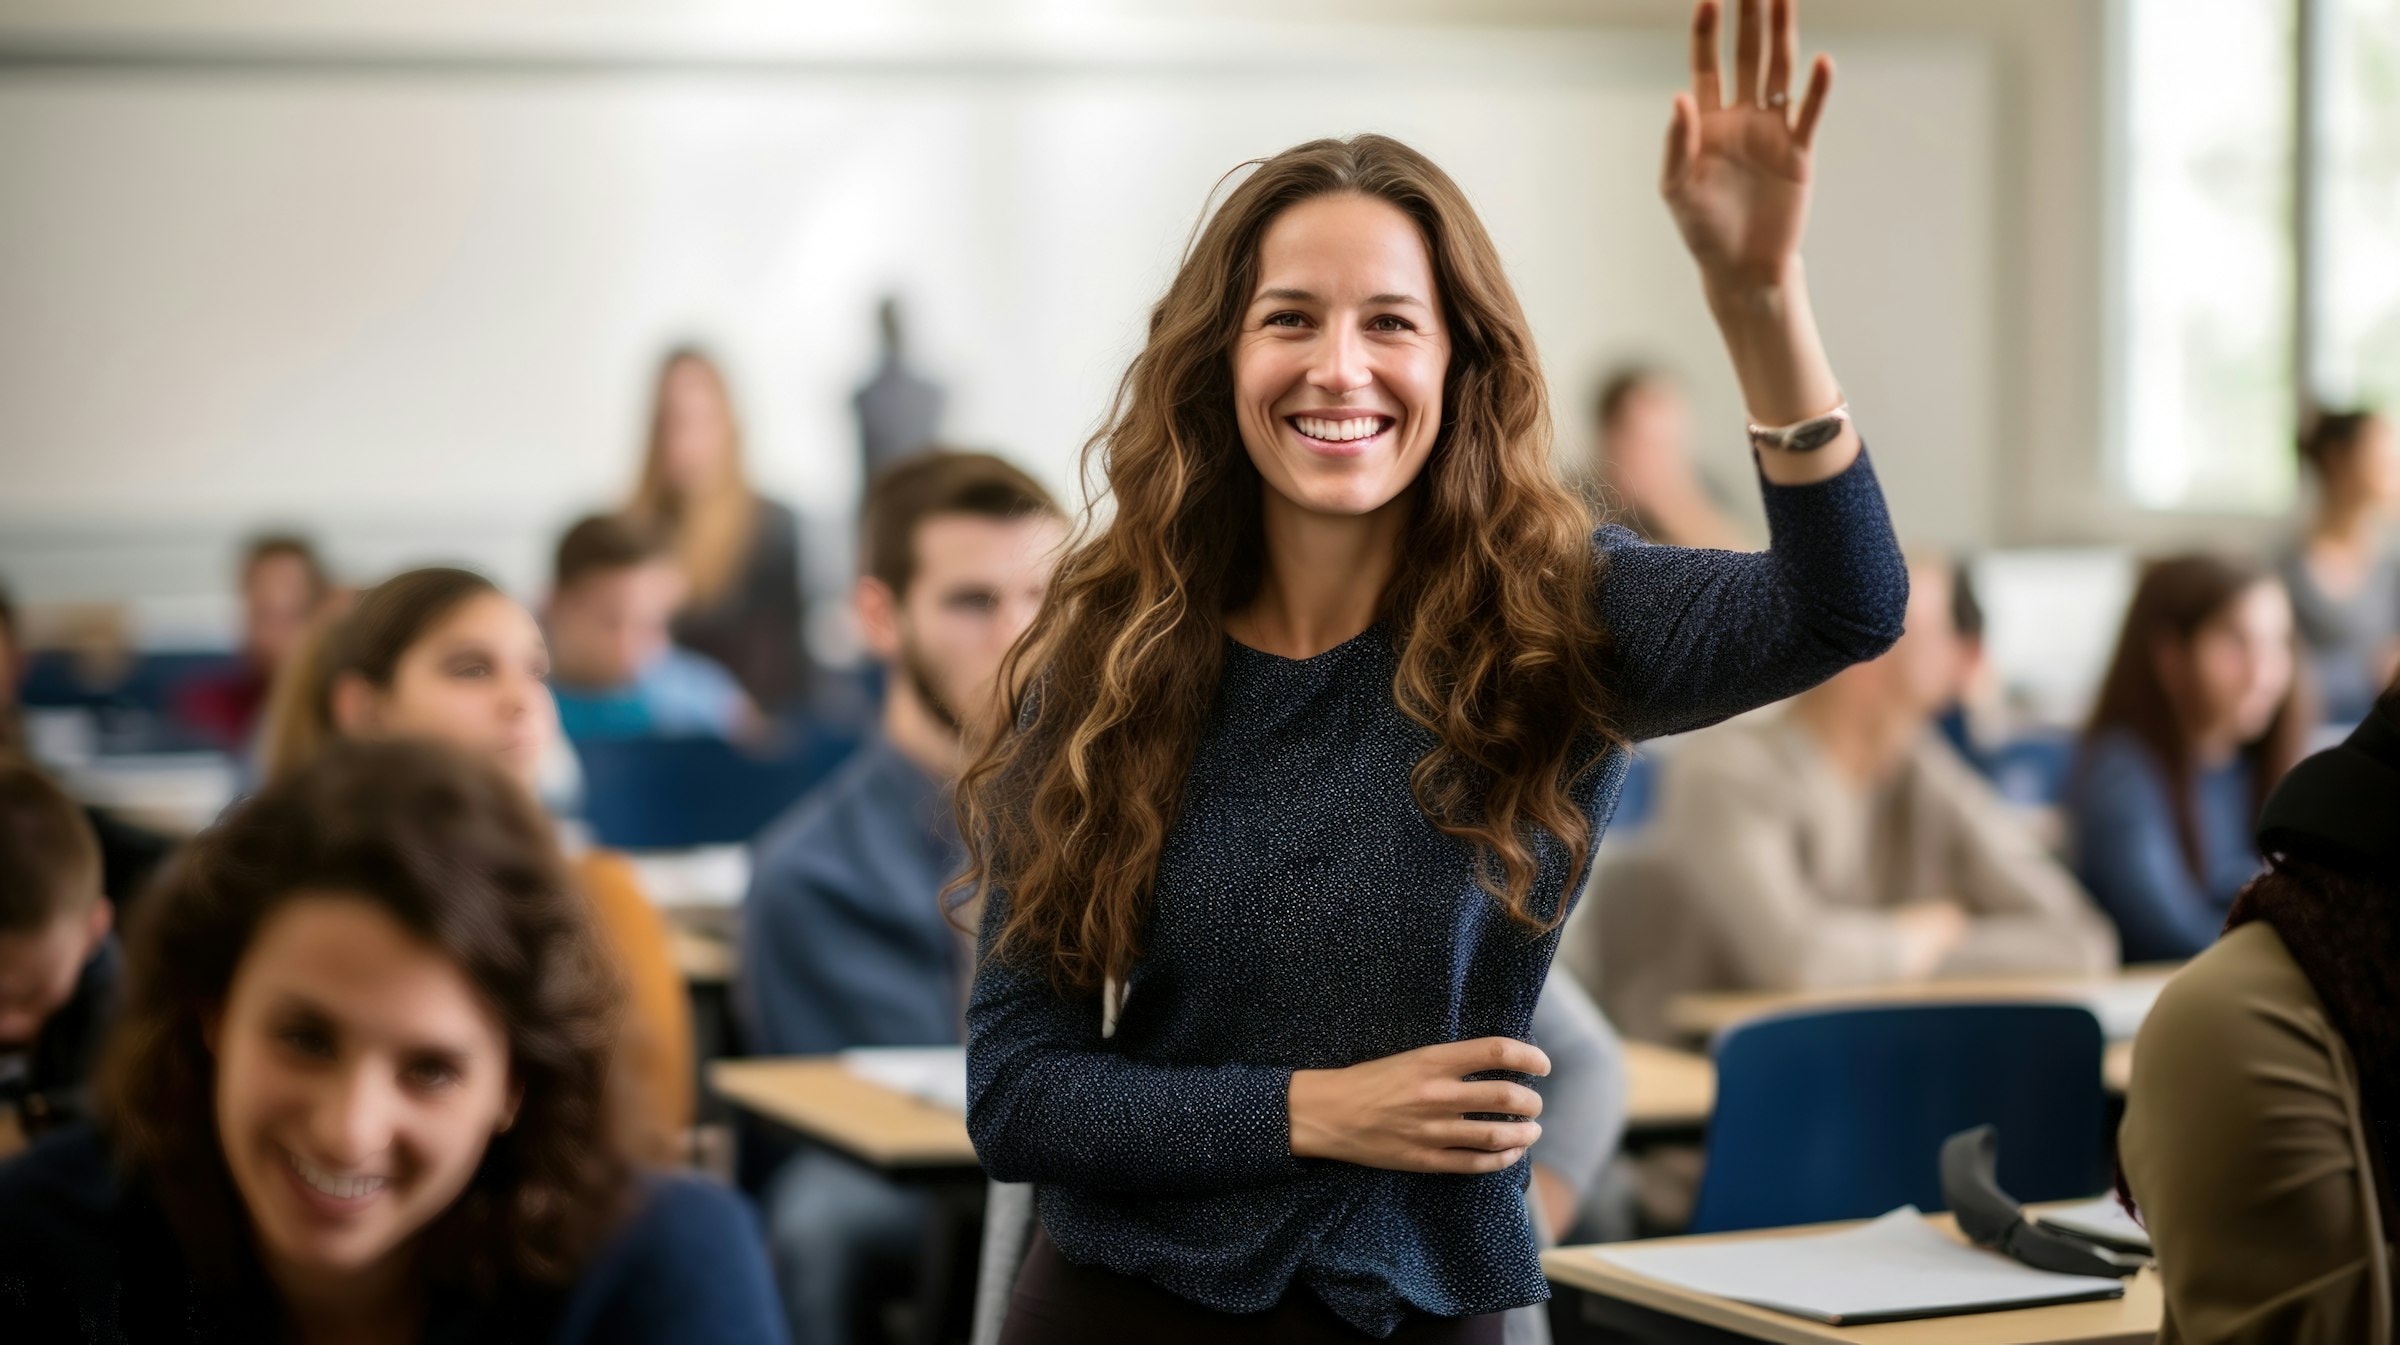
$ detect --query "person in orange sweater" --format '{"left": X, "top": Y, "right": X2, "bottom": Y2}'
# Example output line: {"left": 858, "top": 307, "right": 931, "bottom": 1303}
{"left": 256, "top": 567, "right": 694, "bottom": 1158}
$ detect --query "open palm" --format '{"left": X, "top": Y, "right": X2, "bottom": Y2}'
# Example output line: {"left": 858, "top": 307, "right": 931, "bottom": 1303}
{"left": 1660, "top": 0, "right": 1833, "bottom": 290}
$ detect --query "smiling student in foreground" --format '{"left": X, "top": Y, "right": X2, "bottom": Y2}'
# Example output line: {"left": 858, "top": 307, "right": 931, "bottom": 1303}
{"left": 954, "top": 1, "right": 1908, "bottom": 1339}
{"left": 0, "top": 741, "right": 787, "bottom": 1345}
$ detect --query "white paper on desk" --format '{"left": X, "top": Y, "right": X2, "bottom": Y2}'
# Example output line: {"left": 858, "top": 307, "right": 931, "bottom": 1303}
{"left": 840, "top": 1046, "right": 970, "bottom": 1113}
{"left": 2076, "top": 980, "right": 2165, "bottom": 1041}
{"left": 2036, "top": 1197, "right": 2153, "bottom": 1254}
{"left": 1589, "top": 1207, "right": 2127, "bottom": 1325}
{"left": 626, "top": 845, "right": 752, "bottom": 911}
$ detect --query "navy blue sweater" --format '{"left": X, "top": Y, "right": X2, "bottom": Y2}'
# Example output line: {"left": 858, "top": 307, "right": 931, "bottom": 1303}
{"left": 0, "top": 1125, "right": 788, "bottom": 1344}
{"left": 966, "top": 452, "right": 1907, "bottom": 1335}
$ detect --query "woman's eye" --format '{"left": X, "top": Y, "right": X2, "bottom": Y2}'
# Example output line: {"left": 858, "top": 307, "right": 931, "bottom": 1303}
{"left": 1262, "top": 312, "right": 1307, "bottom": 329}
{"left": 278, "top": 1026, "right": 334, "bottom": 1058}
{"left": 404, "top": 1061, "right": 461, "bottom": 1091}
{"left": 1370, "top": 315, "right": 1413, "bottom": 333}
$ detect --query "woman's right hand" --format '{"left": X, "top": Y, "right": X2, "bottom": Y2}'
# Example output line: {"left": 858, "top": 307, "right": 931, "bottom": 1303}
{"left": 1287, "top": 1038, "right": 1550, "bottom": 1174}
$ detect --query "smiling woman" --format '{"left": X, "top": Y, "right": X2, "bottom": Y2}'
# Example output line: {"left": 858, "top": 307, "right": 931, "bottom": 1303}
{"left": 956, "top": 1, "right": 1908, "bottom": 1340}
{"left": 0, "top": 740, "right": 786, "bottom": 1345}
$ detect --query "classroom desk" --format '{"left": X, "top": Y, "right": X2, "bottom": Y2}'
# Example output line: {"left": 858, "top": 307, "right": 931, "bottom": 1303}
{"left": 671, "top": 924, "right": 735, "bottom": 986}
{"left": 712, "top": 1044, "right": 1722, "bottom": 1167}
{"left": 1545, "top": 1210, "right": 2161, "bottom": 1345}
{"left": 1624, "top": 1041, "right": 1716, "bottom": 1132}
{"left": 710, "top": 1056, "right": 980, "bottom": 1170}
{"left": 1666, "top": 969, "right": 2178, "bottom": 1042}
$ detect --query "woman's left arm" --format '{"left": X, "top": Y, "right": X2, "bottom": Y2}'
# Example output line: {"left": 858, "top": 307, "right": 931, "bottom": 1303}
{"left": 1603, "top": 0, "right": 1908, "bottom": 742}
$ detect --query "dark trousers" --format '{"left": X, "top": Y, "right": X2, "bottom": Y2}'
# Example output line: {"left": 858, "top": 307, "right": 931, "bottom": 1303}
{"left": 997, "top": 1229, "right": 1507, "bottom": 1345}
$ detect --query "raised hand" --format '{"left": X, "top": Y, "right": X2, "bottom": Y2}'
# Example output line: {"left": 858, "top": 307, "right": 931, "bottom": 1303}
{"left": 1660, "top": 0, "right": 1833, "bottom": 291}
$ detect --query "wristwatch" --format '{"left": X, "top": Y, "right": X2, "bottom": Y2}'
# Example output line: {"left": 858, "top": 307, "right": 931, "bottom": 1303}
{"left": 1746, "top": 400, "right": 1851, "bottom": 454}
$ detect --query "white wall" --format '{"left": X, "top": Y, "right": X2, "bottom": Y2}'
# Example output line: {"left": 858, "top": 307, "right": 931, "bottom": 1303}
{"left": 0, "top": 4, "right": 2002, "bottom": 634}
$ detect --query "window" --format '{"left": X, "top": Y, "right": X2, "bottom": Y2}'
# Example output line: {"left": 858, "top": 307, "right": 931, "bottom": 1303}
{"left": 2318, "top": 0, "right": 2400, "bottom": 409}
{"left": 2117, "top": 0, "right": 2400, "bottom": 512}
{"left": 2117, "top": 0, "right": 2298, "bottom": 513}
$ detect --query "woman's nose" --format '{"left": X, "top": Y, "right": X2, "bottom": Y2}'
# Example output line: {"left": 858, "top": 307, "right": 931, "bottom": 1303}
{"left": 1306, "top": 324, "right": 1372, "bottom": 393}
{"left": 307, "top": 1064, "right": 397, "bottom": 1167}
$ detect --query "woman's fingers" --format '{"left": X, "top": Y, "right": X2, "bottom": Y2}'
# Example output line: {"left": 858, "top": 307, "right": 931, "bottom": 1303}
{"left": 1441, "top": 1080, "right": 1544, "bottom": 1119}
{"left": 1440, "top": 1036, "right": 1552, "bottom": 1078}
{"left": 1661, "top": 92, "right": 1701, "bottom": 192}
{"left": 1794, "top": 54, "right": 1834, "bottom": 149}
{"left": 1414, "top": 1145, "right": 1532, "bottom": 1175}
{"left": 1764, "top": 0, "right": 1796, "bottom": 114}
{"left": 1428, "top": 1117, "right": 1543, "bottom": 1154}
{"left": 1733, "top": 0, "right": 1766, "bottom": 107}
{"left": 1688, "top": 1, "right": 1724, "bottom": 111}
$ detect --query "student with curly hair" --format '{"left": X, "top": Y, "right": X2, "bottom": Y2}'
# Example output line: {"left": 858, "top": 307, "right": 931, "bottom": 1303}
{"left": 0, "top": 739, "right": 784, "bottom": 1343}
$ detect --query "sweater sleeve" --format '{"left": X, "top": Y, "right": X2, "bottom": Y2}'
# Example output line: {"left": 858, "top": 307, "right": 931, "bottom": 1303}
{"left": 964, "top": 887, "right": 1305, "bottom": 1195}
{"left": 2070, "top": 736, "right": 2228, "bottom": 962}
{"left": 1600, "top": 449, "right": 1908, "bottom": 744}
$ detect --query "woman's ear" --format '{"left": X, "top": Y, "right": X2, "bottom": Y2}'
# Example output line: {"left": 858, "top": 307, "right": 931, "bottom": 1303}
{"left": 202, "top": 1002, "right": 224, "bottom": 1056}
{"left": 497, "top": 1080, "right": 524, "bottom": 1135}
{"left": 328, "top": 671, "right": 378, "bottom": 736}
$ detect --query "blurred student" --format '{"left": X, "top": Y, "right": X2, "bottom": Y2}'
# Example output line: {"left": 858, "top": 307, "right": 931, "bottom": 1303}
{"left": 257, "top": 568, "right": 693, "bottom": 1158}
{"left": 0, "top": 582, "right": 176, "bottom": 914}
{"left": 625, "top": 346, "right": 810, "bottom": 713}
{"left": 176, "top": 533, "right": 333, "bottom": 751}
{"left": 2070, "top": 556, "right": 2310, "bottom": 964}
{"left": 738, "top": 451, "right": 1065, "bottom": 1344}
{"left": 0, "top": 741, "right": 786, "bottom": 1344}
{"left": 0, "top": 760, "right": 117, "bottom": 1146}
{"left": 1930, "top": 559, "right": 2000, "bottom": 779}
{"left": 2281, "top": 409, "right": 2399, "bottom": 727}
{"left": 1589, "top": 557, "right": 2115, "bottom": 1040}
{"left": 546, "top": 514, "right": 756, "bottom": 741}
{"left": 2120, "top": 678, "right": 2400, "bottom": 1342}
{"left": 1588, "top": 364, "right": 1746, "bottom": 551}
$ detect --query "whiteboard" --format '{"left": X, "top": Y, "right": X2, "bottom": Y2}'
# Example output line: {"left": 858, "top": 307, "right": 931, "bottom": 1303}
{"left": 0, "top": 27, "right": 1993, "bottom": 614}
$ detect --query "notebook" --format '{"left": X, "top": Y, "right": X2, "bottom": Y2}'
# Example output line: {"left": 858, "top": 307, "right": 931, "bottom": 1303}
{"left": 840, "top": 1046, "right": 970, "bottom": 1113}
{"left": 1589, "top": 1207, "right": 2129, "bottom": 1326}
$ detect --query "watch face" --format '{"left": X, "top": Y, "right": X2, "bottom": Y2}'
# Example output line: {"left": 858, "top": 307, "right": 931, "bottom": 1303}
{"left": 1787, "top": 416, "right": 1847, "bottom": 453}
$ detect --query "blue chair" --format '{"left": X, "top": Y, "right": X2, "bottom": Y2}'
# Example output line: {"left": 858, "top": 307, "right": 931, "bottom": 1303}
{"left": 574, "top": 728, "right": 862, "bottom": 850}
{"left": 1690, "top": 1002, "right": 2107, "bottom": 1234}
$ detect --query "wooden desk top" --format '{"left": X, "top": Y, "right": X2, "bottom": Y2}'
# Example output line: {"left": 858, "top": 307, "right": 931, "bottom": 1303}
{"left": 709, "top": 1057, "right": 977, "bottom": 1169}
{"left": 711, "top": 1043, "right": 1718, "bottom": 1169}
{"left": 1668, "top": 970, "right": 2178, "bottom": 1042}
{"left": 1624, "top": 1040, "right": 1716, "bottom": 1131}
{"left": 1545, "top": 1212, "right": 2161, "bottom": 1345}
{"left": 671, "top": 925, "right": 734, "bottom": 985}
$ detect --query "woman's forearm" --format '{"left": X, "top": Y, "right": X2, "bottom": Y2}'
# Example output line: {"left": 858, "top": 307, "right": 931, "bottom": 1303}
{"left": 1703, "top": 261, "right": 1859, "bottom": 487}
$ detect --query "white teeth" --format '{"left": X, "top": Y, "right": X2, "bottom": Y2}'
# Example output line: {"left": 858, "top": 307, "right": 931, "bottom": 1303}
{"left": 1295, "top": 416, "right": 1387, "bottom": 443}
{"left": 288, "top": 1150, "right": 387, "bottom": 1200}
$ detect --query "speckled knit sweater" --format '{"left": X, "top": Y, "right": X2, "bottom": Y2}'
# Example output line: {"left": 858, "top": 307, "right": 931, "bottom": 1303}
{"left": 967, "top": 451, "right": 1908, "bottom": 1336}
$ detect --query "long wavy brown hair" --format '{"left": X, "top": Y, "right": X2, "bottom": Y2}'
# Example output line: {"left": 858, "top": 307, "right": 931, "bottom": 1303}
{"left": 955, "top": 135, "right": 1618, "bottom": 996}
{"left": 101, "top": 738, "right": 632, "bottom": 1299}
{"left": 2077, "top": 554, "right": 2311, "bottom": 885}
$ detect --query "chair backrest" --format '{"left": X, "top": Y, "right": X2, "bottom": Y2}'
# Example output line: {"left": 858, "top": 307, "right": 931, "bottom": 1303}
{"left": 575, "top": 728, "right": 860, "bottom": 850}
{"left": 1691, "top": 1002, "right": 2107, "bottom": 1234}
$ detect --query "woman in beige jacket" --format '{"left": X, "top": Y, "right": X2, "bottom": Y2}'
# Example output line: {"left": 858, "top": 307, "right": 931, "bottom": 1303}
{"left": 2119, "top": 684, "right": 2399, "bottom": 1343}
